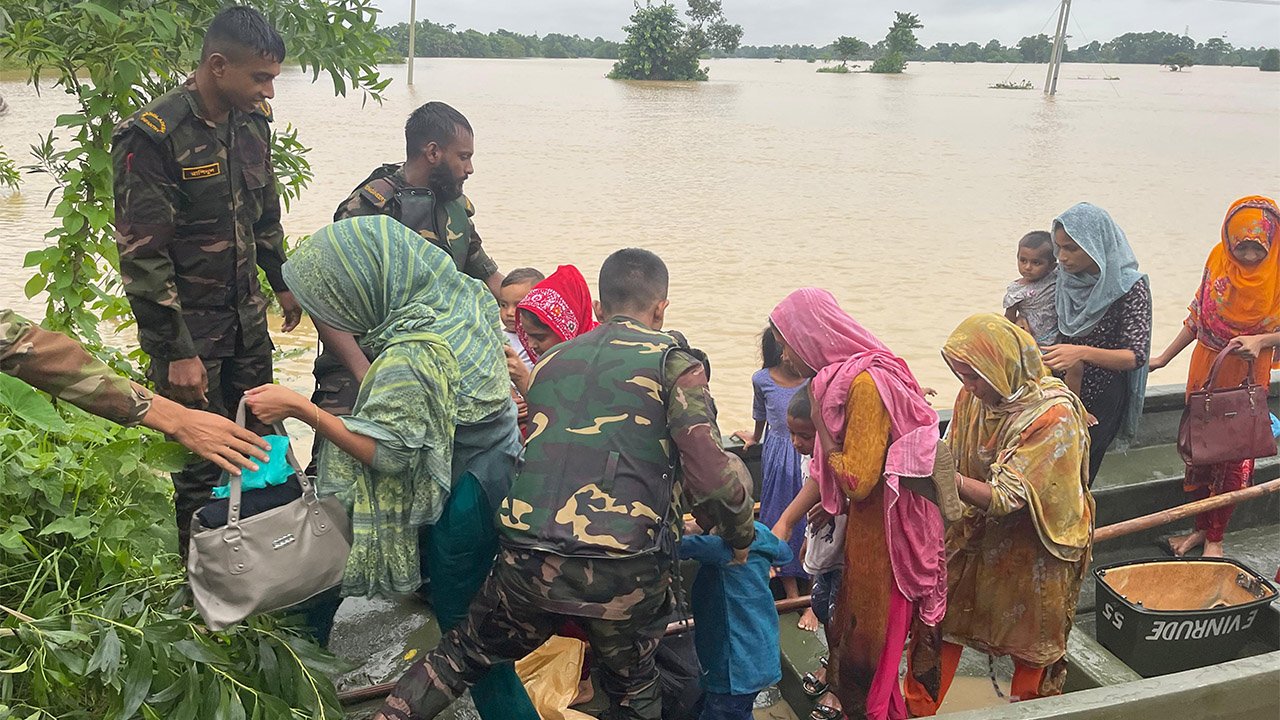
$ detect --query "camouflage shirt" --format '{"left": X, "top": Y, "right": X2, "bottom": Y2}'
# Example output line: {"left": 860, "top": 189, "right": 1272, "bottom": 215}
{"left": 0, "top": 310, "right": 152, "bottom": 426}
{"left": 112, "top": 79, "right": 288, "bottom": 360}
{"left": 333, "top": 164, "right": 499, "bottom": 280}
{"left": 498, "top": 317, "right": 755, "bottom": 620}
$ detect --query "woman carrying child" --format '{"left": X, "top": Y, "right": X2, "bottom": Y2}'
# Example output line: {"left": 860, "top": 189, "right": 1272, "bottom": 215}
{"left": 1150, "top": 195, "right": 1280, "bottom": 558}
{"left": 768, "top": 288, "right": 947, "bottom": 720}
{"left": 733, "top": 328, "right": 815, "bottom": 629}
{"left": 905, "top": 314, "right": 1093, "bottom": 714}
{"left": 244, "top": 216, "right": 538, "bottom": 720}
{"left": 1042, "top": 202, "right": 1152, "bottom": 484}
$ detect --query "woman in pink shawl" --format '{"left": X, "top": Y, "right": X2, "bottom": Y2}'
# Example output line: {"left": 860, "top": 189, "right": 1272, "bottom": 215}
{"left": 767, "top": 288, "right": 948, "bottom": 720}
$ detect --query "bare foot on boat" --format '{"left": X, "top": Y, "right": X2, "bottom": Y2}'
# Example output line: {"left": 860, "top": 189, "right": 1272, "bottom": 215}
{"left": 798, "top": 607, "right": 821, "bottom": 631}
{"left": 1167, "top": 531, "right": 1206, "bottom": 557}
{"left": 1201, "top": 541, "right": 1224, "bottom": 558}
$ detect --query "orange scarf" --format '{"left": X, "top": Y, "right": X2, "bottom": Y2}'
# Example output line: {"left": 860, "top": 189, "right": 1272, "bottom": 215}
{"left": 1189, "top": 196, "right": 1280, "bottom": 353}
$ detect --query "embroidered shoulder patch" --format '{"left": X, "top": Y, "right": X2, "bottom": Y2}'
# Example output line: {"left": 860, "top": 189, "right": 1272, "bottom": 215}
{"left": 139, "top": 111, "right": 166, "bottom": 134}
{"left": 182, "top": 162, "right": 222, "bottom": 180}
{"left": 363, "top": 183, "right": 387, "bottom": 204}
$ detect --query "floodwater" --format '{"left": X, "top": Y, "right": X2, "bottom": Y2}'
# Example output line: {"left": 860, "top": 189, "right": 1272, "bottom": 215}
{"left": 1, "top": 59, "right": 1278, "bottom": 434}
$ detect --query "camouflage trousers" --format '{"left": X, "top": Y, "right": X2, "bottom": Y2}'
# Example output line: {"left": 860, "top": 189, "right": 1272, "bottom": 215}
{"left": 379, "top": 549, "right": 673, "bottom": 720}
{"left": 149, "top": 352, "right": 272, "bottom": 558}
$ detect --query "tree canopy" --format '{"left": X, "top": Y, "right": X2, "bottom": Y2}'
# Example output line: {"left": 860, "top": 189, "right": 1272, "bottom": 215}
{"left": 869, "top": 11, "right": 923, "bottom": 74}
{"left": 833, "top": 36, "right": 869, "bottom": 68}
{"left": 607, "top": 0, "right": 742, "bottom": 81}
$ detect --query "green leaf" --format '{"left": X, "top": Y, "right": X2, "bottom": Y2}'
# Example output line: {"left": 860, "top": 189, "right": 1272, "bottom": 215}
{"left": 86, "top": 626, "right": 123, "bottom": 678}
{"left": 0, "top": 374, "right": 69, "bottom": 433}
{"left": 74, "top": 1, "right": 123, "bottom": 26}
{"left": 173, "top": 638, "right": 228, "bottom": 665}
{"left": 143, "top": 441, "right": 191, "bottom": 473}
{"left": 117, "top": 641, "right": 152, "bottom": 719}
{"left": 39, "top": 515, "right": 93, "bottom": 539}
{"left": 23, "top": 274, "right": 46, "bottom": 299}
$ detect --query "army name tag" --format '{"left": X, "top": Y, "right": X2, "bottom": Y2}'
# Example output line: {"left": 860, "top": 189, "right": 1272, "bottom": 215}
{"left": 182, "top": 162, "right": 222, "bottom": 180}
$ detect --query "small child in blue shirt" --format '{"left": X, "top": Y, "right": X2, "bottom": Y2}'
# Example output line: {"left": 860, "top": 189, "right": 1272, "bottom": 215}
{"left": 680, "top": 520, "right": 793, "bottom": 720}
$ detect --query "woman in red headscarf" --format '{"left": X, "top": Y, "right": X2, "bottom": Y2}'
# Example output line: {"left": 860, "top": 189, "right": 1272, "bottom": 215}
{"left": 1150, "top": 196, "right": 1280, "bottom": 558}
{"left": 508, "top": 264, "right": 599, "bottom": 395}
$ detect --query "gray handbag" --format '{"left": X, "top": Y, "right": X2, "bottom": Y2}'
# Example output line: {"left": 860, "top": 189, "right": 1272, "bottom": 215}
{"left": 187, "top": 398, "right": 351, "bottom": 631}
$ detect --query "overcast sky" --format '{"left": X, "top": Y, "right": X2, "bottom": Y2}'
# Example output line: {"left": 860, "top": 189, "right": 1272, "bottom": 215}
{"left": 371, "top": 1, "right": 1280, "bottom": 49}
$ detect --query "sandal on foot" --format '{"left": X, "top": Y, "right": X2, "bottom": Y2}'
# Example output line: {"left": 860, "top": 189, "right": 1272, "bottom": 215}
{"left": 809, "top": 703, "right": 843, "bottom": 720}
{"left": 801, "top": 671, "right": 829, "bottom": 698}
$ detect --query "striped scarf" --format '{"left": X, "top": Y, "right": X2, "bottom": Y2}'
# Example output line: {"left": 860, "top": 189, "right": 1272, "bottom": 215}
{"left": 282, "top": 216, "right": 509, "bottom": 595}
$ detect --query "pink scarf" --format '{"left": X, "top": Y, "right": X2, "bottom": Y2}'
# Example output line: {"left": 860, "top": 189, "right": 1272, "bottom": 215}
{"left": 770, "top": 288, "right": 946, "bottom": 625}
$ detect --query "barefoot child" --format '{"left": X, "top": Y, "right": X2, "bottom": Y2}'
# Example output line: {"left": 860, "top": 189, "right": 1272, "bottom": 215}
{"left": 733, "top": 327, "right": 814, "bottom": 628}
{"left": 680, "top": 519, "right": 792, "bottom": 720}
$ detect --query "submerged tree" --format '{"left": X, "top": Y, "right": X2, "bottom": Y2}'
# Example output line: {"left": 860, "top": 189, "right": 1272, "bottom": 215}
{"left": 833, "top": 35, "right": 869, "bottom": 68}
{"left": 869, "top": 11, "right": 923, "bottom": 74}
{"left": 1163, "top": 51, "right": 1195, "bottom": 71}
{"left": 607, "top": 0, "right": 742, "bottom": 81}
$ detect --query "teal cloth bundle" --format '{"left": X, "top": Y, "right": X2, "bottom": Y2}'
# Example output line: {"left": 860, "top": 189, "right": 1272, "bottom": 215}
{"left": 211, "top": 435, "right": 293, "bottom": 498}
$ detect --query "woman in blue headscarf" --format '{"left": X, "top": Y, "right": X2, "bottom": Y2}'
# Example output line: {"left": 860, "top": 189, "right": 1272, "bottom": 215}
{"left": 1041, "top": 203, "right": 1152, "bottom": 485}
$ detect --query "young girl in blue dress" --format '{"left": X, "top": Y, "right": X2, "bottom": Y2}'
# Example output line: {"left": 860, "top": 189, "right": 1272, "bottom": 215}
{"left": 734, "top": 327, "right": 817, "bottom": 630}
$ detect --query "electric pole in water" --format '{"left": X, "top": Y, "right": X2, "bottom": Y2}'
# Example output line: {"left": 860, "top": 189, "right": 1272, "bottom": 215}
{"left": 407, "top": 0, "right": 417, "bottom": 86}
{"left": 1044, "top": 0, "right": 1072, "bottom": 95}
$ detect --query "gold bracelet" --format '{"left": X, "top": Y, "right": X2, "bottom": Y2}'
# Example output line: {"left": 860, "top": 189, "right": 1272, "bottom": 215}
{"left": 313, "top": 402, "right": 321, "bottom": 429}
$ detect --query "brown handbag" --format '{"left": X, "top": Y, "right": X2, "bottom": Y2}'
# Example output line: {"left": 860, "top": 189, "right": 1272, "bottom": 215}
{"left": 1177, "top": 347, "right": 1278, "bottom": 466}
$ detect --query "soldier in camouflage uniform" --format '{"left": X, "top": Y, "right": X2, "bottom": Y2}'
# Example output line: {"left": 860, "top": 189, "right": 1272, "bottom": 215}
{"left": 0, "top": 309, "right": 269, "bottom": 473}
{"left": 111, "top": 7, "right": 301, "bottom": 554}
{"left": 372, "top": 249, "right": 756, "bottom": 720}
{"left": 313, "top": 102, "right": 502, "bottom": 433}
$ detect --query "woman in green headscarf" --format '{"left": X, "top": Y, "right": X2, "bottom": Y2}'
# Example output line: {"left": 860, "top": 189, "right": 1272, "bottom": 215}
{"left": 245, "top": 215, "right": 537, "bottom": 720}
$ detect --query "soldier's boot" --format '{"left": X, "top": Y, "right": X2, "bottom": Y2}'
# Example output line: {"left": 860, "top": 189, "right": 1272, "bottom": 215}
{"left": 375, "top": 567, "right": 554, "bottom": 719}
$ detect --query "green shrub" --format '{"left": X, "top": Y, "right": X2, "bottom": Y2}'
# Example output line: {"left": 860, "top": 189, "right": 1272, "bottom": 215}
{"left": 0, "top": 378, "right": 345, "bottom": 719}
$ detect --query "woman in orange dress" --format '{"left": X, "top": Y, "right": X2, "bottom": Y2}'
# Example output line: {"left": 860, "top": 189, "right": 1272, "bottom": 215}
{"left": 768, "top": 288, "right": 946, "bottom": 720}
{"left": 1149, "top": 195, "right": 1280, "bottom": 558}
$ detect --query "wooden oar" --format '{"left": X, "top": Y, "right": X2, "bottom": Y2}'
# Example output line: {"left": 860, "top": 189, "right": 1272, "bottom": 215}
{"left": 1094, "top": 476, "right": 1280, "bottom": 544}
{"left": 336, "top": 594, "right": 815, "bottom": 706}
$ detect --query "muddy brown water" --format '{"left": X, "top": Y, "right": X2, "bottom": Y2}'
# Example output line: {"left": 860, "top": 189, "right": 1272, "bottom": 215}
{"left": 2, "top": 59, "right": 1278, "bottom": 445}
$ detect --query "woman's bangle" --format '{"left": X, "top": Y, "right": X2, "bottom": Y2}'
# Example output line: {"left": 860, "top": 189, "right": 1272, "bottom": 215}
{"left": 312, "top": 402, "right": 321, "bottom": 429}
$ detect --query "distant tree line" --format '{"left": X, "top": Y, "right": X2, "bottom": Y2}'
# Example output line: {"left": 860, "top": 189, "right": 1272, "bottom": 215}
{"left": 379, "top": 20, "right": 620, "bottom": 59}
{"left": 378, "top": 17, "right": 1276, "bottom": 69}
{"left": 729, "top": 31, "right": 1276, "bottom": 68}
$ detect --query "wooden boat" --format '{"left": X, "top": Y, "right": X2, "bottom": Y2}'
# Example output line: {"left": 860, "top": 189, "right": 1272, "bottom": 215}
{"left": 339, "top": 375, "right": 1280, "bottom": 718}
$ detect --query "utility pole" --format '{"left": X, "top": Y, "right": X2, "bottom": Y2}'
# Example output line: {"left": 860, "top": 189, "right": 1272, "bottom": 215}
{"left": 1044, "top": 0, "right": 1072, "bottom": 95}
{"left": 407, "top": 0, "right": 417, "bottom": 86}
